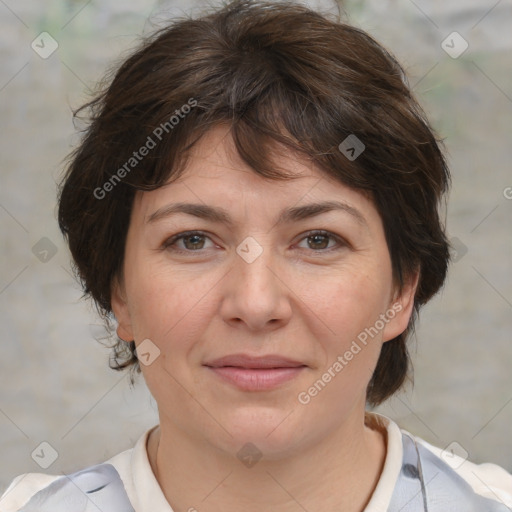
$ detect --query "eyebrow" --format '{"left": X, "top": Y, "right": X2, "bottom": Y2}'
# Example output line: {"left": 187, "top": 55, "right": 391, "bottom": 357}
{"left": 146, "top": 200, "right": 368, "bottom": 228}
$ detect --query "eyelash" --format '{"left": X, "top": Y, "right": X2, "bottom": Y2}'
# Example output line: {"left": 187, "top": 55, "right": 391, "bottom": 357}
{"left": 162, "top": 230, "right": 347, "bottom": 255}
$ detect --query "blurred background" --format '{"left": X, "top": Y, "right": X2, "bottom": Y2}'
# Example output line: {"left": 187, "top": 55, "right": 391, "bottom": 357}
{"left": 1, "top": 0, "right": 511, "bottom": 494}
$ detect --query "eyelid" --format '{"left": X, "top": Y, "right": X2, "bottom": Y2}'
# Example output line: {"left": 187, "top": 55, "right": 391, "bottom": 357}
{"left": 161, "top": 230, "right": 216, "bottom": 250}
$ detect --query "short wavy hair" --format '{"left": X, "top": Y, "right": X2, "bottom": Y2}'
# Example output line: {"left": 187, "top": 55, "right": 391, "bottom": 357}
{"left": 58, "top": 0, "right": 451, "bottom": 406}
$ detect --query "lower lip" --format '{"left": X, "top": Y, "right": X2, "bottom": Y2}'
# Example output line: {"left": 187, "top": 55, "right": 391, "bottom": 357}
{"left": 206, "top": 366, "right": 306, "bottom": 391}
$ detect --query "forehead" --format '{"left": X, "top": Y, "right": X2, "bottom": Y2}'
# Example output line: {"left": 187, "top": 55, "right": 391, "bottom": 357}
{"left": 133, "top": 124, "right": 379, "bottom": 227}
{"left": 174, "top": 123, "right": 323, "bottom": 186}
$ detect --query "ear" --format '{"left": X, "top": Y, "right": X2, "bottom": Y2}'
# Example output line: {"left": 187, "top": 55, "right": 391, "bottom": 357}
{"left": 381, "top": 267, "right": 420, "bottom": 342}
{"left": 111, "top": 275, "right": 134, "bottom": 342}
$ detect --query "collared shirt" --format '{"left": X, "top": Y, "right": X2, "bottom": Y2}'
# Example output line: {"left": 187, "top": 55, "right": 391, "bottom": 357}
{"left": 1, "top": 413, "right": 511, "bottom": 511}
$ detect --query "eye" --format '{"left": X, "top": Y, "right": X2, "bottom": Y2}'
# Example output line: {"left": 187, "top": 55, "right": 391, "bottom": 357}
{"left": 163, "top": 231, "right": 214, "bottom": 253}
{"left": 296, "top": 230, "right": 346, "bottom": 252}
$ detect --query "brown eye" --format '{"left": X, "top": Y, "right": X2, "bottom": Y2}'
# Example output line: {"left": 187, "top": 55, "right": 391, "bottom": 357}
{"left": 163, "top": 231, "right": 214, "bottom": 253}
{"left": 296, "top": 230, "right": 345, "bottom": 252}
{"left": 180, "top": 234, "right": 206, "bottom": 250}
{"left": 307, "top": 233, "right": 330, "bottom": 250}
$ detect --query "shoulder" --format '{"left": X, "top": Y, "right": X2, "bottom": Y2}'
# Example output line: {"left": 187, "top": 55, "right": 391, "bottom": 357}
{"left": 0, "top": 472, "right": 60, "bottom": 511}
{"left": 0, "top": 448, "right": 136, "bottom": 511}
{"left": 366, "top": 413, "right": 512, "bottom": 511}
{"left": 413, "top": 433, "right": 512, "bottom": 507}
{"left": 393, "top": 427, "right": 512, "bottom": 510}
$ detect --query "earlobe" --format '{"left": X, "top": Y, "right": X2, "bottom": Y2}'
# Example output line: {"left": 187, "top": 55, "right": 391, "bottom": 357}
{"left": 382, "top": 268, "right": 420, "bottom": 342}
{"left": 110, "top": 276, "right": 134, "bottom": 342}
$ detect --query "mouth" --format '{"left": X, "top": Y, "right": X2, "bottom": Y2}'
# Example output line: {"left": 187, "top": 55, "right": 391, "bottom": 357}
{"left": 204, "top": 353, "right": 306, "bottom": 369}
{"left": 203, "top": 354, "right": 307, "bottom": 391}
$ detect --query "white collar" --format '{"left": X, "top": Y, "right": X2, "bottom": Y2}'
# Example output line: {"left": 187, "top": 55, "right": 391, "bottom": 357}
{"left": 110, "top": 412, "right": 404, "bottom": 512}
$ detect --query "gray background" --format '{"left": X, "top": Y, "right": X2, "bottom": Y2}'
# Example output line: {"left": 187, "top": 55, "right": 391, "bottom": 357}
{"left": 1, "top": 0, "right": 511, "bottom": 494}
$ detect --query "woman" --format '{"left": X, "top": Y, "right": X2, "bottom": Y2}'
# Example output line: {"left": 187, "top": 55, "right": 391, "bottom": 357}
{"left": 2, "top": 0, "right": 511, "bottom": 510}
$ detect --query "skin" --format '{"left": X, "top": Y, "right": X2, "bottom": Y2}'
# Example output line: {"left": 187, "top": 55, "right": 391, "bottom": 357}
{"left": 112, "top": 124, "right": 419, "bottom": 512}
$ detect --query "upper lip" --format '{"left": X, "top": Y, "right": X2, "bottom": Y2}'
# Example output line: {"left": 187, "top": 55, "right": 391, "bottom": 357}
{"left": 204, "top": 354, "right": 307, "bottom": 369}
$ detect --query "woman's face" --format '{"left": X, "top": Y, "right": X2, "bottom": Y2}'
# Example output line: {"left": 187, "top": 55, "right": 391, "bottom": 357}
{"left": 112, "top": 124, "right": 417, "bottom": 458}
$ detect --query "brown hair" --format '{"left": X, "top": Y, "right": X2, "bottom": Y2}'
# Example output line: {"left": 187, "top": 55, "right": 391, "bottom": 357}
{"left": 57, "top": 0, "right": 451, "bottom": 406}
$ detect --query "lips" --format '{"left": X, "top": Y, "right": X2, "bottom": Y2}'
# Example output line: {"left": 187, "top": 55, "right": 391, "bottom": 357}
{"left": 203, "top": 354, "right": 307, "bottom": 391}
{"left": 203, "top": 353, "right": 306, "bottom": 369}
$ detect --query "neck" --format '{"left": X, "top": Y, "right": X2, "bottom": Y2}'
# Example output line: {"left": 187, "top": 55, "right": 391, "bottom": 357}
{"left": 147, "top": 411, "right": 387, "bottom": 512}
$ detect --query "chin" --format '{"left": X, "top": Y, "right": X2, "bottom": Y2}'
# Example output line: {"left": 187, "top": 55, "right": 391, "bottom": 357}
{"left": 215, "top": 409, "right": 305, "bottom": 456}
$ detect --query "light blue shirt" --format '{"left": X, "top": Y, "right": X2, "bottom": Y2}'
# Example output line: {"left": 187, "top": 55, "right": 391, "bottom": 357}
{"left": 16, "top": 430, "right": 510, "bottom": 511}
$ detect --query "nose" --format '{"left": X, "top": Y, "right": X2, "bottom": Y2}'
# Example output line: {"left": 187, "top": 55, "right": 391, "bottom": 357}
{"left": 219, "top": 237, "right": 293, "bottom": 332}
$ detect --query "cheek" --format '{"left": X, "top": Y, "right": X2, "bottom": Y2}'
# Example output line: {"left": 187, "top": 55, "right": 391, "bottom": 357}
{"left": 303, "top": 265, "right": 391, "bottom": 399}
{"left": 124, "top": 266, "right": 214, "bottom": 393}
{"left": 124, "top": 260, "right": 219, "bottom": 345}
{"left": 309, "top": 263, "right": 391, "bottom": 338}
{"left": 300, "top": 271, "right": 388, "bottom": 406}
